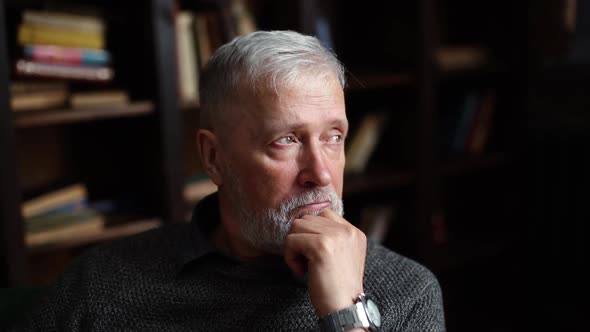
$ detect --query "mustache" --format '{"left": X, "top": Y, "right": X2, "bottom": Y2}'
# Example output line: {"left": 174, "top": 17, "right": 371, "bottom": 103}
{"left": 280, "top": 188, "right": 336, "bottom": 213}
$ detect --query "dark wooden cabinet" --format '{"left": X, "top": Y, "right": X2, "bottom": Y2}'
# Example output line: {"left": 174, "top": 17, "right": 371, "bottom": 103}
{"left": 0, "top": 0, "right": 184, "bottom": 286}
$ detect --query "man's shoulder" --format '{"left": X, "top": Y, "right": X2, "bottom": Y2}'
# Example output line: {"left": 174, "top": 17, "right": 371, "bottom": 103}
{"left": 63, "top": 222, "right": 193, "bottom": 283}
{"left": 365, "top": 240, "right": 440, "bottom": 300}
{"left": 14, "top": 223, "right": 195, "bottom": 329}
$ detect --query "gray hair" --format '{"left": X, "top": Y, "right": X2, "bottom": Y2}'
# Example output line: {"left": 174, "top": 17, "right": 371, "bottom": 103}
{"left": 199, "top": 30, "right": 346, "bottom": 129}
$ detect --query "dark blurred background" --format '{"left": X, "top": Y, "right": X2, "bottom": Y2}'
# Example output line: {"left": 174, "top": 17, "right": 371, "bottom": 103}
{"left": 1, "top": 0, "right": 587, "bottom": 331}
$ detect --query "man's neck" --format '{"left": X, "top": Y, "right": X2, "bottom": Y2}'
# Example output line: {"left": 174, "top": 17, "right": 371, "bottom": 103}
{"left": 214, "top": 207, "right": 267, "bottom": 261}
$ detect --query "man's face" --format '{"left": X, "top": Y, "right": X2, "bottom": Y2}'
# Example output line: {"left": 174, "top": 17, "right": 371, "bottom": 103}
{"left": 218, "top": 76, "right": 348, "bottom": 253}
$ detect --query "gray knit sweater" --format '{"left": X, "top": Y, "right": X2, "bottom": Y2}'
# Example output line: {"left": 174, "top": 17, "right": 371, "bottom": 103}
{"left": 12, "top": 195, "right": 445, "bottom": 331}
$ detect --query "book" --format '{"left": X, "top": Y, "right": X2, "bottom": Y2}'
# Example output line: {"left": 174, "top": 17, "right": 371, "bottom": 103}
{"left": 564, "top": 0, "right": 577, "bottom": 34}
{"left": 25, "top": 209, "right": 105, "bottom": 247}
{"left": 25, "top": 207, "right": 97, "bottom": 231}
{"left": 315, "top": 15, "right": 334, "bottom": 50}
{"left": 23, "top": 44, "right": 111, "bottom": 66}
{"left": 230, "top": 0, "right": 257, "bottom": 36}
{"left": 69, "top": 90, "right": 129, "bottom": 108}
{"left": 10, "top": 80, "right": 68, "bottom": 94}
{"left": 22, "top": 9, "right": 105, "bottom": 33}
{"left": 452, "top": 92, "right": 480, "bottom": 154}
{"left": 25, "top": 197, "right": 87, "bottom": 220}
{"left": 345, "top": 112, "right": 390, "bottom": 174}
{"left": 18, "top": 23, "right": 105, "bottom": 49}
{"left": 175, "top": 11, "right": 200, "bottom": 102}
{"left": 21, "top": 183, "right": 88, "bottom": 219}
{"left": 466, "top": 90, "right": 496, "bottom": 155}
{"left": 16, "top": 59, "right": 113, "bottom": 82}
{"left": 435, "top": 46, "right": 489, "bottom": 72}
{"left": 10, "top": 80, "right": 69, "bottom": 112}
{"left": 11, "top": 90, "right": 67, "bottom": 112}
{"left": 194, "top": 13, "right": 213, "bottom": 67}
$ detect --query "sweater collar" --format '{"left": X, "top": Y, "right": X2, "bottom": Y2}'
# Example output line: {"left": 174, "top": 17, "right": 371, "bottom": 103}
{"left": 174, "top": 193, "right": 220, "bottom": 275}
{"left": 176, "top": 193, "right": 306, "bottom": 285}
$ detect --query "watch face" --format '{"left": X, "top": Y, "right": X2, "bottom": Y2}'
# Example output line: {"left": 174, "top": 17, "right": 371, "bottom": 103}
{"left": 367, "top": 299, "right": 382, "bottom": 327}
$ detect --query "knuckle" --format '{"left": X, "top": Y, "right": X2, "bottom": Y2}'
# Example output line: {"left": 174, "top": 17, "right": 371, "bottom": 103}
{"left": 315, "top": 234, "right": 333, "bottom": 255}
{"left": 357, "top": 229, "right": 367, "bottom": 243}
{"left": 341, "top": 223, "right": 358, "bottom": 239}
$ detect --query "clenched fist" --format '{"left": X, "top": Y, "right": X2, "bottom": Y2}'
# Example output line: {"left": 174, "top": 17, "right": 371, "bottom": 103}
{"left": 284, "top": 209, "right": 367, "bottom": 316}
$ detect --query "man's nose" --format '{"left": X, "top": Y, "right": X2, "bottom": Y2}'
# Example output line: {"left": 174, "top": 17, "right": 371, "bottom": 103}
{"left": 297, "top": 143, "right": 332, "bottom": 188}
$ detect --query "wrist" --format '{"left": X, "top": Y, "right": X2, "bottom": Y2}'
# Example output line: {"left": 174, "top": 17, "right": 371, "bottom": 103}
{"left": 316, "top": 289, "right": 364, "bottom": 317}
{"left": 318, "top": 292, "right": 382, "bottom": 332}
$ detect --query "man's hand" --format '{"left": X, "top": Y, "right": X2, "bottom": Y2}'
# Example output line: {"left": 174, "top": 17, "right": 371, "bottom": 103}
{"left": 284, "top": 209, "right": 367, "bottom": 317}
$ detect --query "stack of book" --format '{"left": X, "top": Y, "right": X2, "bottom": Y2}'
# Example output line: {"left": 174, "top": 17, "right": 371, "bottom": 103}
{"left": 22, "top": 183, "right": 105, "bottom": 248}
{"left": 16, "top": 9, "right": 113, "bottom": 82}
{"left": 11, "top": 9, "right": 132, "bottom": 112}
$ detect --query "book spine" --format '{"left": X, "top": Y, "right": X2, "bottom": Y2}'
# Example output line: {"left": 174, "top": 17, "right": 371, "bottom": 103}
{"left": 24, "top": 198, "right": 87, "bottom": 221}
{"left": 18, "top": 24, "right": 105, "bottom": 49}
{"left": 23, "top": 45, "right": 111, "bottom": 66}
{"left": 16, "top": 60, "right": 113, "bottom": 82}
{"left": 23, "top": 10, "right": 104, "bottom": 33}
{"left": 176, "top": 12, "right": 199, "bottom": 102}
{"left": 10, "top": 90, "right": 68, "bottom": 112}
{"left": 452, "top": 93, "right": 479, "bottom": 154}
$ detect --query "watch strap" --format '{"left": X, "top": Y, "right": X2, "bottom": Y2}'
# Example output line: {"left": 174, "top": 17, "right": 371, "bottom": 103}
{"left": 319, "top": 302, "right": 366, "bottom": 332}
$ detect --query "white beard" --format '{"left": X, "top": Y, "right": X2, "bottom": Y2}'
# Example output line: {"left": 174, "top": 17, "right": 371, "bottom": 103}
{"left": 224, "top": 170, "right": 344, "bottom": 254}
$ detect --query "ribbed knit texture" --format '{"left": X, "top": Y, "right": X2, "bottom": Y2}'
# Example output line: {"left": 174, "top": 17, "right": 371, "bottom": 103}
{"left": 11, "top": 198, "right": 445, "bottom": 331}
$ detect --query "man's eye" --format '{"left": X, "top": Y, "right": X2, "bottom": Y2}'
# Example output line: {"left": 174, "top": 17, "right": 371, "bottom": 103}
{"left": 329, "top": 134, "right": 343, "bottom": 143}
{"left": 276, "top": 136, "right": 296, "bottom": 145}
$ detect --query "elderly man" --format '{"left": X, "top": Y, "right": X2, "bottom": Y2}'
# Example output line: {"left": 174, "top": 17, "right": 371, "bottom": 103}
{"left": 13, "top": 31, "right": 445, "bottom": 331}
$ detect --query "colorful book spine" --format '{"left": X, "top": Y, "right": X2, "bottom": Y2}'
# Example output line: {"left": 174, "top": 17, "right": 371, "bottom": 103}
{"left": 23, "top": 45, "right": 110, "bottom": 66}
{"left": 18, "top": 23, "right": 105, "bottom": 49}
{"left": 16, "top": 59, "right": 113, "bottom": 82}
{"left": 23, "top": 10, "right": 105, "bottom": 33}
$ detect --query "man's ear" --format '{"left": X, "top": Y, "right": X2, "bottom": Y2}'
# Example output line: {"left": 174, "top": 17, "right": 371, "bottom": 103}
{"left": 197, "top": 129, "right": 223, "bottom": 186}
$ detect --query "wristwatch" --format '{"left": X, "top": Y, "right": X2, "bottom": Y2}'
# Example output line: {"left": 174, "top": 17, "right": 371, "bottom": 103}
{"left": 319, "top": 292, "right": 382, "bottom": 332}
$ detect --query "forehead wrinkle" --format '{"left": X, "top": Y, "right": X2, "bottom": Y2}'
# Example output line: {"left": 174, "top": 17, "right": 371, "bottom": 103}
{"left": 237, "top": 77, "right": 345, "bottom": 139}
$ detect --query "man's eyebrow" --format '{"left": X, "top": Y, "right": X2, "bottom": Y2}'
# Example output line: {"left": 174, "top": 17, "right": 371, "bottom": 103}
{"left": 326, "top": 118, "right": 349, "bottom": 131}
{"left": 275, "top": 119, "right": 349, "bottom": 132}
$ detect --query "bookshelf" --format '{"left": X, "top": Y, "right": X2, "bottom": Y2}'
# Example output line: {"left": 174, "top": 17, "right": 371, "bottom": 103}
{"left": 1, "top": 0, "right": 583, "bottom": 330}
{"left": 0, "top": 0, "right": 184, "bottom": 287}
{"left": 14, "top": 101, "right": 155, "bottom": 127}
{"left": 26, "top": 218, "right": 161, "bottom": 254}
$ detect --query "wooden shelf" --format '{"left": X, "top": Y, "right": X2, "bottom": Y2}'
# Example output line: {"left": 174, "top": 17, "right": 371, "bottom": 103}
{"left": 26, "top": 218, "right": 161, "bottom": 254}
{"left": 346, "top": 72, "right": 415, "bottom": 91}
{"left": 343, "top": 170, "right": 413, "bottom": 196}
{"left": 14, "top": 101, "right": 155, "bottom": 128}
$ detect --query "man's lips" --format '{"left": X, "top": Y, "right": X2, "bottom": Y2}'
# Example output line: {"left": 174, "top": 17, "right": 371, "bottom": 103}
{"left": 298, "top": 201, "right": 331, "bottom": 211}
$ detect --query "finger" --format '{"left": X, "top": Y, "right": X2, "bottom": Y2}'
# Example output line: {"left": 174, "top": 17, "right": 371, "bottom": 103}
{"left": 284, "top": 233, "right": 316, "bottom": 277}
{"left": 320, "top": 208, "right": 348, "bottom": 224}
{"left": 289, "top": 215, "right": 342, "bottom": 234}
